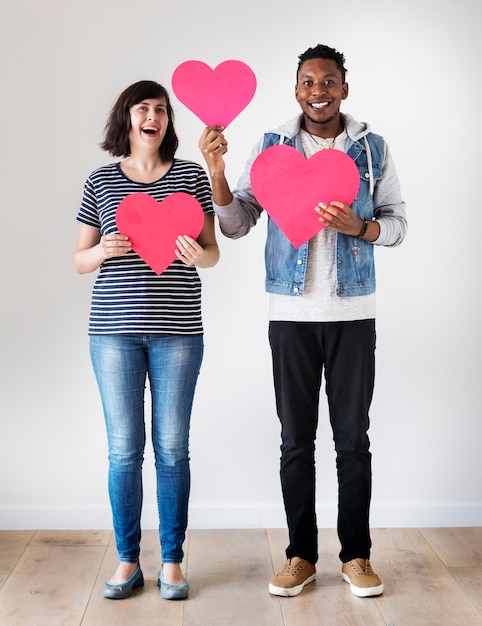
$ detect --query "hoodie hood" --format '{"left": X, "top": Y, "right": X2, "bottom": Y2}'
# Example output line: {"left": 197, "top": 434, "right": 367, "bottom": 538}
{"left": 269, "top": 113, "right": 371, "bottom": 143}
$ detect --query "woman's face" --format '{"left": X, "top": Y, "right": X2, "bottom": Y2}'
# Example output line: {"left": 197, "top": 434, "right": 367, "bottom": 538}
{"left": 128, "top": 97, "right": 169, "bottom": 153}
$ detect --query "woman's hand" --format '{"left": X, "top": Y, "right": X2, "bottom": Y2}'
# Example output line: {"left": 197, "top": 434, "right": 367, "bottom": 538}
{"left": 175, "top": 214, "right": 220, "bottom": 269}
{"left": 175, "top": 234, "right": 206, "bottom": 266}
{"left": 73, "top": 225, "right": 132, "bottom": 274}
{"left": 99, "top": 233, "right": 132, "bottom": 259}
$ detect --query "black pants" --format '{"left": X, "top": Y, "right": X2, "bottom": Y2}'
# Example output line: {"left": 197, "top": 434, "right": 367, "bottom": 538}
{"left": 269, "top": 320, "right": 376, "bottom": 564}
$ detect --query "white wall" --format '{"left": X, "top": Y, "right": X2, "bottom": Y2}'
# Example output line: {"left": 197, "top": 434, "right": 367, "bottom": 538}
{"left": 1, "top": 0, "right": 481, "bottom": 531}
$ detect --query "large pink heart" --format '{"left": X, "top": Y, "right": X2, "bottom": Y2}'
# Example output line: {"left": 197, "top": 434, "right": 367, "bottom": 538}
{"left": 171, "top": 60, "right": 257, "bottom": 128}
{"left": 250, "top": 145, "right": 360, "bottom": 249}
{"left": 116, "top": 192, "right": 205, "bottom": 274}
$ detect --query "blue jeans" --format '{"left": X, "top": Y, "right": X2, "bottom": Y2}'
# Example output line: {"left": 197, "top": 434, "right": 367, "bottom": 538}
{"left": 90, "top": 334, "right": 204, "bottom": 564}
{"left": 269, "top": 320, "right": 375, "bottom": 564}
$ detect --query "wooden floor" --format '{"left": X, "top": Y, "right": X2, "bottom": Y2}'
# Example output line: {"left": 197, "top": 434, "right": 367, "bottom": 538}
{"left": 0, "top": 527, "right": 481, "bottom": 625}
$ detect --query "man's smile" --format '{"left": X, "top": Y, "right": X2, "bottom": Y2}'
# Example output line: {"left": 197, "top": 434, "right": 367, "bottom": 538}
{"left": 309, "top": 101, "right": 329, "bottom": 110}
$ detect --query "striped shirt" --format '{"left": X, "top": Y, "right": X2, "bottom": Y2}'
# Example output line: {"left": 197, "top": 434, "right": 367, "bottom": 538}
{"left": 76, "top": 160, "right": 213, "bottom": 335}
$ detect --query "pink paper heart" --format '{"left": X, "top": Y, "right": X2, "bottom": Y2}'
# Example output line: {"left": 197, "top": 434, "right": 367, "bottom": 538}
{"left": 171, "top": 60, "right": 257, "bottom": 128}
{"left": 116, "top": 192, "right": 205, "bottom": 274}
{"left": 250, "top": 145, "right": 360, "bottom": 249}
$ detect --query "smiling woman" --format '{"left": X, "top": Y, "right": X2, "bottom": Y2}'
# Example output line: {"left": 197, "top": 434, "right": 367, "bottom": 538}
{"left": 100, "top": 81, "right": 178, "bottom": 165}
{"left": 122, "top": 98, "right": 172, "bottom": 183}
{"left": 72, "top": 80, "right": 219, "bottom": 602}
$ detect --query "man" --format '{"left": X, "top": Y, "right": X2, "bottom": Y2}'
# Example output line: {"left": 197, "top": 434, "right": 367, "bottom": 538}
{"left": 199, "top": 44, "right": 407, "bottom": 598}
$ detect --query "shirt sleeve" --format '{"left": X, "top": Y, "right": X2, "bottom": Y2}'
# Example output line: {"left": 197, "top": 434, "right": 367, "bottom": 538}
{"left": 213, "top": 136, "right": 265, "bottom": 239}
{"left": 76, "top": 176, "right": 101, "bottom": 230}
{"left": 373, "top": 143, "right": 407, "bottom": 247}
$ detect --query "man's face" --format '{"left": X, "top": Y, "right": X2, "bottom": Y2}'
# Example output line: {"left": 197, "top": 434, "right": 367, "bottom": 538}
{"left": 295, "top": 58, "right": 348, "bottom": 129}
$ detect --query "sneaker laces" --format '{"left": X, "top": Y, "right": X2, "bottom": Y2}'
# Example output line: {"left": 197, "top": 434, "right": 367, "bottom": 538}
{"left": 278, "top": 558, "right": 305, "bottom": 577}
{"left": 350, "top": 559, "right": 374, "bottom": 576}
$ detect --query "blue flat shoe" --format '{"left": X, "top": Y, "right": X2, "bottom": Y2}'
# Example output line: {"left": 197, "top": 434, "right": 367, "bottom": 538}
{"left": 103, "top": 564, "right": 144, "bottom": 599}
{"left": 158, "top": 568, "right": 189, "bottom": 600}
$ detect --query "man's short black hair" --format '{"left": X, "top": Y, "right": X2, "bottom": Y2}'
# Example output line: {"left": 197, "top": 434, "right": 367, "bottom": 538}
{"left": 297, "top": 44, "right": 347, "bottom": 83}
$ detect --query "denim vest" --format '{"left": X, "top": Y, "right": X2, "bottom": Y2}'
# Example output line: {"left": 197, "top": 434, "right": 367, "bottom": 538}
{"left": 263, "top": 132, "right": 384, "bottom": 297}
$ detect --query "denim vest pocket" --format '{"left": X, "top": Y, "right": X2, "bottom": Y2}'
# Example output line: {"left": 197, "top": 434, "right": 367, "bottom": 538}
{"left": 265, "top": 218, "right": 307, "bottom": 295}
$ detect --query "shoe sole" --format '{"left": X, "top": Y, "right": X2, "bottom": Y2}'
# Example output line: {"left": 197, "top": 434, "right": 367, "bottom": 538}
{"left": 268, "top": 573, "right": 316, "bottom": 597}
{"left": 160, "top": 588, "right": 189, "bottom": 600}
{"left": 342, "top": 573, "right": 384, "bottom": 597}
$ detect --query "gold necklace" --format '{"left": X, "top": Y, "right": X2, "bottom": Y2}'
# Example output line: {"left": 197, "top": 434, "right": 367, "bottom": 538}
{"left": 308, "top": 133, "right": 336, "bottom": 149}
{"left": 307, "top": 122, "right": 344, "bottom": 150}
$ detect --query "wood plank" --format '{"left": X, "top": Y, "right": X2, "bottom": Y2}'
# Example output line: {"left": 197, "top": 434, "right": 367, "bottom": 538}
{"left": 81, "top": 528, "right": 185, "bottom": 626}
{"left": 372, "top": 528, "right": 482, "bottom": 625}
{"left": 0, "top": 544, "right": 106, "bottom": 626}
{"left": 31, "top": 529, "right": 111, "bottom": 547}
{"left": 0, "top": 531, "right": 35, "bottom": 588}
{"left": 450, "top": 566, "right": 482, "bottom": 614}
{"left": 183, "top": 528, "right": 284, "bottom": 626}
{"left": 420, "top": 527, "right": 482, "bottom": 567}
{"left": 267, "top": 528, "right": 386, "bottom": 626}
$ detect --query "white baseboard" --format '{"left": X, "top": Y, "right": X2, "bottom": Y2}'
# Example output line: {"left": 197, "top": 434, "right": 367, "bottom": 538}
{"left": 0, "top": 502, "right": 481, "bottom": 530}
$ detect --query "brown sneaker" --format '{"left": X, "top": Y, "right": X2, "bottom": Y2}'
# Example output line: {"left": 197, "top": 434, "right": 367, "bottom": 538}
{"left": 269, "top": 557, "right": 316, "bottom": 597}
{"left": 341, "top": 558, "right": 384, "bottom": 597}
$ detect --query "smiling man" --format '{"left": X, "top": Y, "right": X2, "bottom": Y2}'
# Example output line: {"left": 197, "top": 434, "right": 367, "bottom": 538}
{"left": 199, "top": 44, "right": 407, "bottom": 598}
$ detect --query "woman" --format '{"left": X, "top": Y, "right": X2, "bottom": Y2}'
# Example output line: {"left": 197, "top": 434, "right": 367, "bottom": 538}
{"left": 73, "top": 80, "right": 219, "bottom": 601}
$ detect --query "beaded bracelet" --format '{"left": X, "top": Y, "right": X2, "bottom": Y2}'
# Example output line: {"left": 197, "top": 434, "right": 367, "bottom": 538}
{"left": 356, "top": 219, "right": 368, "bottom": 239}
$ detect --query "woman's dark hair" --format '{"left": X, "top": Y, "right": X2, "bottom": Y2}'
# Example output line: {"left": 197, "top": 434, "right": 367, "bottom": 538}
{"left": 297, "top": 44, "right": 347, "bottom": 83}
{"left": 101, "top": 80, "right": 179, "bottom": 161}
